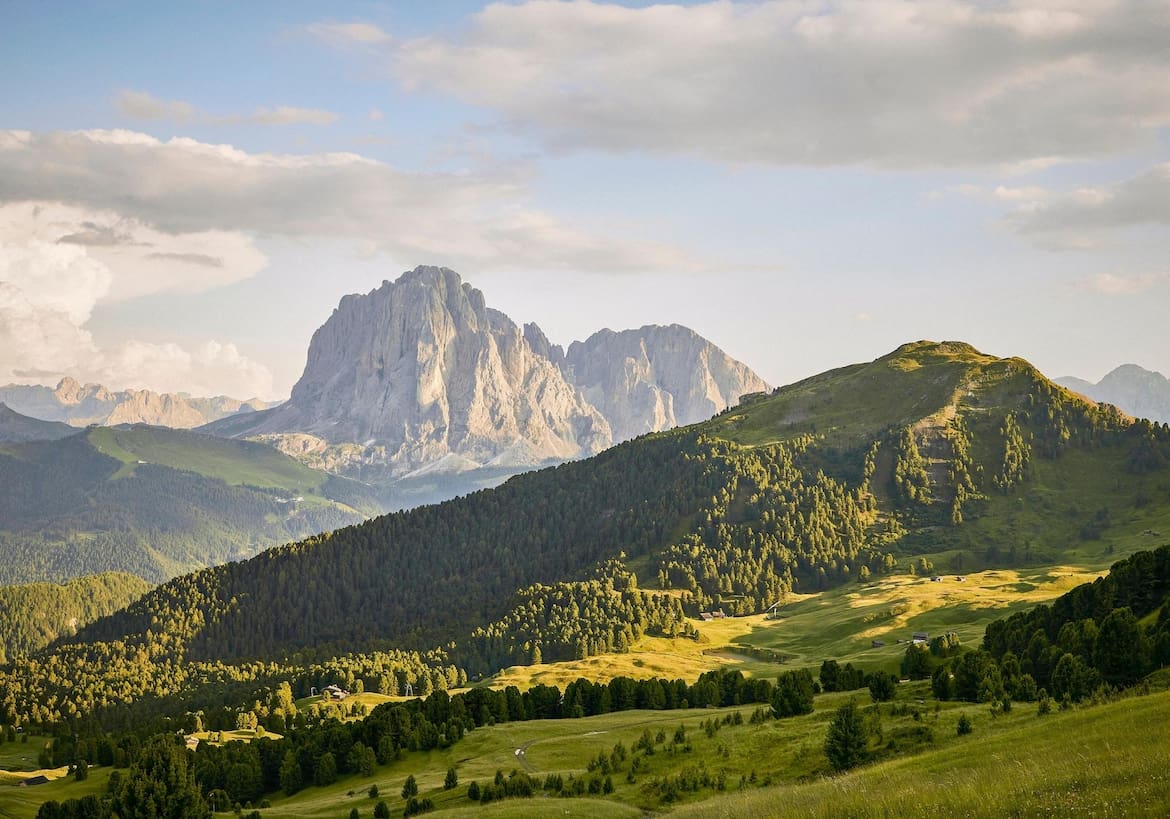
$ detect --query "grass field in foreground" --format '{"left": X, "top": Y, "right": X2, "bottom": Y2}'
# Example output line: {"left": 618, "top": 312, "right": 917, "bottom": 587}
{"left": 671, "top": 689, "right": 1170, "bottom": 818}
{"left": 3, "top": 688, "right": 1167, "bottom": 817}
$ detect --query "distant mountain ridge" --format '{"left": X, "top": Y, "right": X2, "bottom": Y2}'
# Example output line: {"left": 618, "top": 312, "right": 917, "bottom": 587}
{"left": 205, "top": 265, "right": 769, "bottom": 486}
{"left": 0, "top": 403, "right": 76, "bottom": 442}
{"left": 0, "top": 378, "right": 276, "bottom": 429}
{"left": 1057, "top": 364, "right": 1170, "bottom": 424}
{"left": 0, "top": 425, "right": 382, "bottom": 584}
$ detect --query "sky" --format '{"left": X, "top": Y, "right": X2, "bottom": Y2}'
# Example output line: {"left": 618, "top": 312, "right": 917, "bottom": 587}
{"left": 0, "top": 0, "right": 1167, "bottom": 401}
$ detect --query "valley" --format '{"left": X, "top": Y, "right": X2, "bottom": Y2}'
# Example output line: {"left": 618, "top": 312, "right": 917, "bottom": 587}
{"left": 7, "top": 6, "right": 1167, "bottom": 814}
{"left": 2, "top": 337, "right": 1168, "bottom": 818}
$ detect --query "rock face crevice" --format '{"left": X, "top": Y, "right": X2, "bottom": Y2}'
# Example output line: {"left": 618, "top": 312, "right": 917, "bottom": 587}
{"left": 214, "top": 265, "right": 769, "bottom": 476}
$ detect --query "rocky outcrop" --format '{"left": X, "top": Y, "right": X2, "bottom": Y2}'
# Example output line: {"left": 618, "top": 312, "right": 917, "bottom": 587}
{"left": 233, "top": 266, "right": 611, "bottom": 475}
{"left": 1057, "top": 364, "right": 1170, "bottom": 424}
{"left": 0, "top": 379, "right": 273, "bottom": 428}
{"left": 563, "top": 325, "right": 771, "bottom": 442}
{"left": 207, "top": 265, "right": 769, "bottom": 479}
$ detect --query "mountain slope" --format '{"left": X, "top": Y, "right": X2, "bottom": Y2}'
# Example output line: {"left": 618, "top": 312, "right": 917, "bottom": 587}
{"left": 0, "top": 403, "right": 76, "bottom": 442}
{"left": 0, "top": 572, "right": 151, "bottom": 662}
{"left": 8, "top": 340, "right": 1168, "bottom": 728}
{"left": 0, "top": 378, "right": 275, "bottom": 428}
{"left": 0, "top": 426, "right": 381, "bottom": 584}
{"left": 69, "top": 342, "right": 1168, "bottom": 664}
{"left": 1057, "top": 363, "right": 1170, "bottom": 424}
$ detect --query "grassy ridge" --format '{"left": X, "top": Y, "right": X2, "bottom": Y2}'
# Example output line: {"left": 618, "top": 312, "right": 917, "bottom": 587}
{"left": 703, "top": 341, "right": 1002, "bottom": 448}
{"left": 87, "top": 427, "right": 329, "bottom": 490}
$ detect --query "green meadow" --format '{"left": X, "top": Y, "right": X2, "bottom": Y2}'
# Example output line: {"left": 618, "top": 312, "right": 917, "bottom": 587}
{"left": 6, "top": 687, "right": 1166, "bottom": 818}
{"left": 87, "top": 427, "right": 330, "bottom": 491}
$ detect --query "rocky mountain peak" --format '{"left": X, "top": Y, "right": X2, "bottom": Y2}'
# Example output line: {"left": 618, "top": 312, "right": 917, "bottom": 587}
{"left": 253, "top": 265, "right": 612, "bottom": 474}
{"left": 563, "top": 323, "right": 771, "bottom": 442}
{"left": 207, "top": 265, "right": 769, "bottom": 482}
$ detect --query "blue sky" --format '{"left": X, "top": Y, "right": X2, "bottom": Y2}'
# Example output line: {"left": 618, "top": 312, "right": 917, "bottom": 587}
{"left": 1, "top": 0, "right": 1167, "bottom": 399}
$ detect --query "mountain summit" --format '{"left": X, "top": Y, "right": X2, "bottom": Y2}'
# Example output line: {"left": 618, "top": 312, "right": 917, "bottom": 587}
{"left": 236, "top": 265, "right": 611, "bottom": 472}
{"left": 208, "top": 266, "right": 768, "bottom": 481}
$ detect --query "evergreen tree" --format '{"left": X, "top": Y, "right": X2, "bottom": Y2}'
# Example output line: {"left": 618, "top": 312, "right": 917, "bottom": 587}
{"left": 278, "top": 750, "right": 302, "bottom": 795}
{"left": 109, "top": 735, "right": 210, "bottom": 819}
{"left": 314, "top": 752, "right": 337, "bottom": 787}
{"left": 867, "top": 671, "right": 897, "bottom": 702}
{"left": 1093, "top": 608, "right": 1148, "bottom": 686}
{"left": 771, "top": 669, "right": 815, "bottom": 718}
{"left": 824, "top": 700, "right": 868, "bottom": 772}
{"left": 957, "top": 714, "right": 973, "bottom": 735}
{"left": 402, "top": 774, "right": 419, "bottom": 799}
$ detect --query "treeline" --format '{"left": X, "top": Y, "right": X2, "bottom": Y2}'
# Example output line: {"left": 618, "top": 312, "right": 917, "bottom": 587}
{"left": 931, "top": 546, "right": 1170, "bottom": 705}
{"left": 36, "top": 668, "right": 778, "bottom": 818}
{"left": 461, "top": 560, "right": 694, "bottom": 674}
{"left": 0, "top": 639, "right": 461, "bottom": 732}
{"left": 0, "top": 573, "right": 151, "bottom": 662}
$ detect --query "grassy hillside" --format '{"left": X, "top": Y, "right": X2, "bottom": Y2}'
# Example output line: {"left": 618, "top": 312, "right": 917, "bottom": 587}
{"left": 0, "top": 427, "right": 382, "bottom": 584}
{"left": 671, "top": 689, "right": 1170, "bottom": 818}
{"left": 88, "top": 426, "right": 331, "bottom": 489}
{"left": 0, "top": 404, "right": 75, "bottom": 443}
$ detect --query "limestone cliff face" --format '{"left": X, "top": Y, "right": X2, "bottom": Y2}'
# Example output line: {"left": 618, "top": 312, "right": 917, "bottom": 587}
{"left": 246, "top": 266, "right": 612, "bottom": 474}
{"left": 208, "top": 266, "right": 769, "bottom": 478}
{"left": 0, "top": 379, "right": 272, "bottom": 428}
{"left": 563, "top": 325, "right": 772, "bottom": 442}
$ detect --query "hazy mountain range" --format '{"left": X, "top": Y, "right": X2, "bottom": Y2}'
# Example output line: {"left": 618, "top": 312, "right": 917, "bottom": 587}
{"left": 1057, "top": 364, "right": 1170, "bottom": 424}
{"left": 0, "top": 378, "right": 276, "bottom": 429}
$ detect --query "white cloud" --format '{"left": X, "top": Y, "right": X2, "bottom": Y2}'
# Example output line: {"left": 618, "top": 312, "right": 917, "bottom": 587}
{"left": 0, "top": 203, "right": 266, "bottom": 302}
{"left": 99, "top": 339, "right": 274, "bottom": 398}
{"left": 115, "top": 90, "right": 196, "bottom": 122}
{"left": 368, "top": 107, "right": 384, "bottom": 122}
{"left": 321, "top": 0, "right": 1170, "bottom": 168}
{"left": 116, "top": 89, "right": 340, "bottom": 127}
{"left": 1082, "top": 272, "right": 1165, "bottom": 296}
{"left": 1008, "top": 162, "right": 1170, "bottom": 241}
{"left": 0, "top": 203, "right": 276, "bottom": 397}
{"left": 308, "top": 21, "right": 394, "bottom": 46}
{"left": 250, "top": 106, "right": 339, "bottom": 126}
{"left": 0, "top": 128, "right": 705, "bottom": 274}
